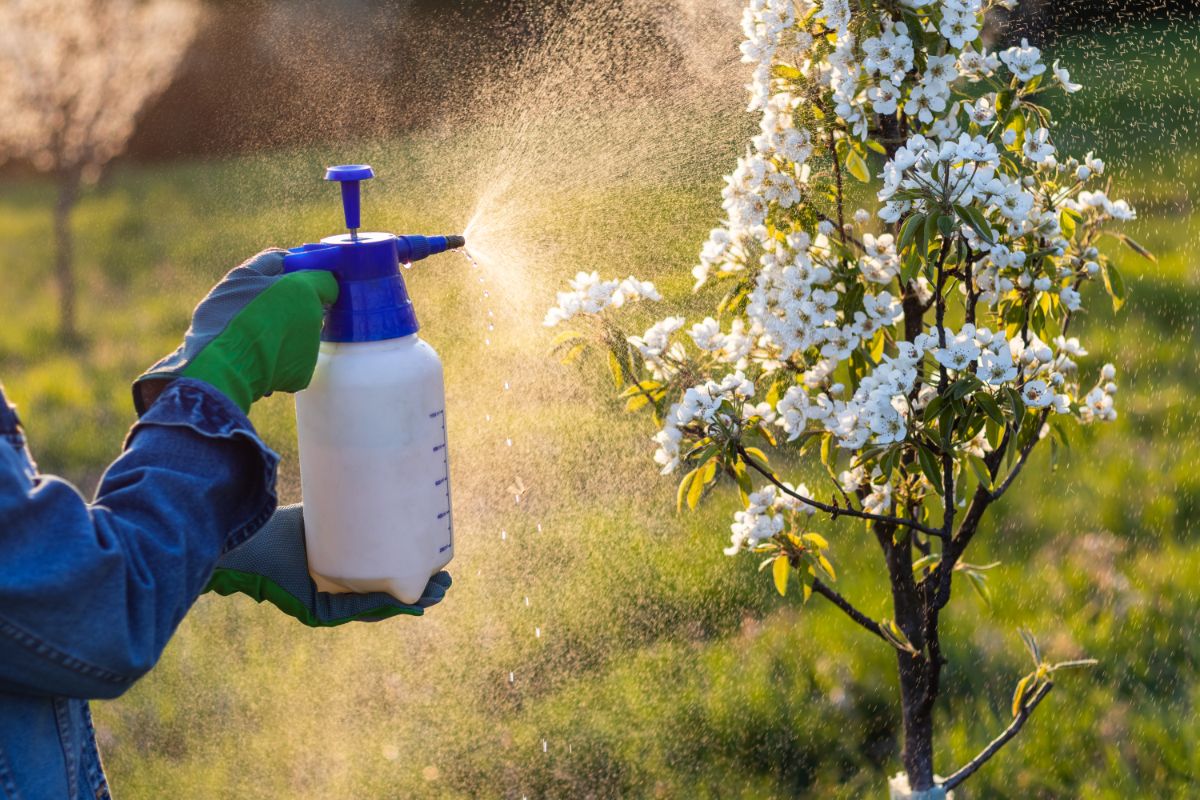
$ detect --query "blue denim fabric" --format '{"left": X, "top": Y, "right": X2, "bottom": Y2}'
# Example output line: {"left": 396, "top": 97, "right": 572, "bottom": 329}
{"left": 0, "top": 378, "right": 279, "bottom": 799}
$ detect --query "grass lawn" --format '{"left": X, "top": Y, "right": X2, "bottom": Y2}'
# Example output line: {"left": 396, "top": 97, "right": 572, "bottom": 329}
{"left": 0, "top": 20, "right": 1197, "bottom": 799}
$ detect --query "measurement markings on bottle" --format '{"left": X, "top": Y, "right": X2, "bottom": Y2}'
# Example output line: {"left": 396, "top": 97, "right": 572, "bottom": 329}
{"left": 430, "top": 408, "right": 453, "bottom": 551}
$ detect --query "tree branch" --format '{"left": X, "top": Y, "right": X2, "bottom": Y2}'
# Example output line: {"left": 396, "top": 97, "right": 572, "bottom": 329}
{"left": 988, "top": 410, "right": 1050, "bottom": 501}
{"left": 941, "top": 681, "right": 1054, "bottom": 791}
{"left": 738, "top": 446, "right": 947, "bottom": 539}
{"left": 811, "top": 579, "right": 887, "bottom": 643}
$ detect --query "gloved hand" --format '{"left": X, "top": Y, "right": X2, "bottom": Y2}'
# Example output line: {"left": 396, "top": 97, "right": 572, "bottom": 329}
{"left": 133, "top": 250, "right": 339, "bottom": 414}
{"left": 206, "top": 504, "right": 452, "bottom": 626}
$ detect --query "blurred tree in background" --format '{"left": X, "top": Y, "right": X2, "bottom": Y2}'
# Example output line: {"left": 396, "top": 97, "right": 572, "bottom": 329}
{"left": 0, "top": 0, "right": 201, "bottom": 341}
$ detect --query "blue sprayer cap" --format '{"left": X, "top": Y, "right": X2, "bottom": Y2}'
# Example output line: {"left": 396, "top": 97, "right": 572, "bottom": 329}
{"left": 281, "top": 164, "right": 465, "bottom": 343}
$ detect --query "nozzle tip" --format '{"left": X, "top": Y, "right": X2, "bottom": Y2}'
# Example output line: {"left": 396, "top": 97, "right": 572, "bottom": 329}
{"left": 446, "top": 235, "right": 466, "bottom": 250}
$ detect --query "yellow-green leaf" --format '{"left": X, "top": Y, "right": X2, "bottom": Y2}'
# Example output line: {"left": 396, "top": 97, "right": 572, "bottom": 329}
{"left": 817, "top": 554, "right": 837, "bottom": 581}
{"left": 802, "top": 532, "right": 829, "bottom": 549}
{"left": 1012, "top": 673, "right": 1033, "bottom": 717}
{"left": 744, "top": 446, "right": 769, "bottom": 465}
{"left": 846, "top": 147, "right": 871, "bottom": 182}
{"left": 772, "top": 555, "right": 790, "bottom": 596}
{"left": 607, "top": 351, "right": 624, "bottom": 390}
{"left": 676, "top": 468, "right": 698, "bottom": 514}
{"left": 560, "top": 343, "right": 585, "bottom": 365}
{"left": 626, "top": 394, "right": 651, "bottom": 413}
{"left": 552, "top": 330, "right": 584, "bottom": 346}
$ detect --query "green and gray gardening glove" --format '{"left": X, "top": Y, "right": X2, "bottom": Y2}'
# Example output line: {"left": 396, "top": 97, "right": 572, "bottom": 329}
{"left": 206, "top": 504, "right": 453, "bottom": 626}
{"left": 133, "top": 250, "right": 338, "bottom": 415}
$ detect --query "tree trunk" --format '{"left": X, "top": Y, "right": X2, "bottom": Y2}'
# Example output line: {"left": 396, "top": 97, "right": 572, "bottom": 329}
{"left": 898, "top": 651, "right": 935, "bottom": 790}
{"left": 53, "top": 170, "right": 82, "bottom": 342}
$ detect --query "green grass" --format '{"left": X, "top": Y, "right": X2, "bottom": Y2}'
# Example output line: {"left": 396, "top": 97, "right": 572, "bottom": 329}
{"left": 1, "top": 21, "right": 1198, "bottom": 799}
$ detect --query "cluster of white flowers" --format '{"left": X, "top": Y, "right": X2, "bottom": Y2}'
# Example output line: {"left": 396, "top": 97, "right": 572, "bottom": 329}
{"left": 543, "top": 272, "right": 661, "bottom": 327}
{"left": 628, "top": 317, "right": 687, "bottom": 380}
{"left": 546, "top": 0, "right": 1134, "bottom": 564}
{"left": 840, "top": 465, "right": 894, "bottom": 515}
{"left": 747, "top": 232, "right": 906, "bottom": 364}
{"left": 652, "top": 372, "right": 758, "bottom": 473}
{"left": 723, "top": 483, "right": 816, "bottom": 555}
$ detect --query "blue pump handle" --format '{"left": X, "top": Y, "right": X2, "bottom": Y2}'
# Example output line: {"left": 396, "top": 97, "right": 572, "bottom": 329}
{"left": 325, "top": 164, "right": 374, "bottom": 231}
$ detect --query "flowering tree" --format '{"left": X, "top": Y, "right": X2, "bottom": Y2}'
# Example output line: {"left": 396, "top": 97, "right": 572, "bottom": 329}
{"left": 0, "top": 0, "right": 201, "bottom": 341}
{"left": 545, "top": 0, "right": 1152, "bottom": 795}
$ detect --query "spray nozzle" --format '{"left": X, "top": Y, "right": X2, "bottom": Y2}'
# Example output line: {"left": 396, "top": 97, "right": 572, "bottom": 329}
{"left": 281, "top": 164, "right": 466, "bottom": 342}
{"left": 325, "top": 164, "right": 375, "bottom": 237}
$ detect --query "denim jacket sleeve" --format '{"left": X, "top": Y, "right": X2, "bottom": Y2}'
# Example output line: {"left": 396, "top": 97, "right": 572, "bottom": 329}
{"left": 0, "top": 378, "right": 279, "bottom": 700}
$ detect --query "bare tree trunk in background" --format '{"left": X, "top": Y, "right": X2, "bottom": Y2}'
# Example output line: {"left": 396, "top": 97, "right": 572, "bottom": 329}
{"left": 53, "top": 169, "right": 81, "bottom": 342}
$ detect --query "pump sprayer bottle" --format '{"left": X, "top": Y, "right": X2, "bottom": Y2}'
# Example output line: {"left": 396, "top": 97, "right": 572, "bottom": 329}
{"left": 282, "top": 164, "right": 462, "bottom": 604}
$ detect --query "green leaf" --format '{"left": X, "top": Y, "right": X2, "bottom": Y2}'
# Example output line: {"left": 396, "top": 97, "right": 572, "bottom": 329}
{"left": 937, "top": 214, "right": 955, "bottom": 241}
{"left": 773, "top": 555, "right": 790, "bottom": 596}
{"left": 1019, "top": 627, "right": 1042, "bottom": 666}
{"left": 976, "top": 392, "right": 1005, "bottom": 427}
{"left": 1101, "top": 262, "right": 1128, "bottom": 311}
{"left": 922, "top": 213, "right": 939, "bottom": 254}
{"left": 1004, "top": 386, "right": 1026, "bottom": 429}
{"left": 968, "top": 454, "right": 994, "bottom": 491}
{"left": 964, "top": 568, "right": 993, "bottom": 609}
{"left": 899, "top": 213, "right": 925, "bottom": 254}
{"left": 918, "top": 444, "right": 944, "bottom": 494}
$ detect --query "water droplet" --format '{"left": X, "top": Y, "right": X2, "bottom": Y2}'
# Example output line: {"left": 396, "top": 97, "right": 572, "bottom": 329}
{"left": 535, "top": 626, "right": 541, "bottom": 638}
{"left": 503, "top": 382, "right": 511, "bottom": 390}
{"left": 501, "top": 529, "right": 507, "bottom": 540}
{"left": 536, "top": 523, "right": 543, "bottom": 533}
{"left": 508, "top": 671, "right": 514, "bottom": 683}
{"left": 506, "top": 438, "right": 513, "bottom": 447}
{"left": 401, "top": 262, "right": 413, "bottom": 270}
{"left": 542, "top": 739, "right": 548, "bottom": 753}
{"left": 524, "top": 596, "right": 530, "bottom": 606}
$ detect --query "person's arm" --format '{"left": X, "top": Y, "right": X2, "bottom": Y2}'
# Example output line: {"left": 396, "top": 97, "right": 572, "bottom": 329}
{"left": 0, "top": 379, "right": 277, "bottom": 699}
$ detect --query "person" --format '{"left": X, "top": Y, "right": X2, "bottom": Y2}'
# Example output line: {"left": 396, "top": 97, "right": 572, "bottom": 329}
{"left": 0, "top": 251, "right": 451, "bottom": 799}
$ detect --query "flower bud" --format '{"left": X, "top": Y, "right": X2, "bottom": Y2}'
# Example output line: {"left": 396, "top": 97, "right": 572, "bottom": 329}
{"left": 1101, "top": 363, "right": 1116, "bottom": 380}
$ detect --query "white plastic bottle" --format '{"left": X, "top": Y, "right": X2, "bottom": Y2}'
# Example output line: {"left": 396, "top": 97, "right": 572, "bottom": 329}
{"left": 281, "top": 164, "right": 461, "bottom": 604}
{"left": 295, "top": 335, "right": 452, "bottom": 604}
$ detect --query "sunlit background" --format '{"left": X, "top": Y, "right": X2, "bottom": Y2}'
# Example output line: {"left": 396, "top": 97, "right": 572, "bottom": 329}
{"left": 0, "top": 0, "right": 1197, "bottom": 797}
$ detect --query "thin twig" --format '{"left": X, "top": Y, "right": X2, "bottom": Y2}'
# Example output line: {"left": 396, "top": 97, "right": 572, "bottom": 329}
{"left": 811, "top": 579, "right": 887, "bottom": 642}
{"left": 941, "top": 681, "right": 1054, "bottom": 791}
{"left": 738, "top": 446, "right": 947, "bottom": 539}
